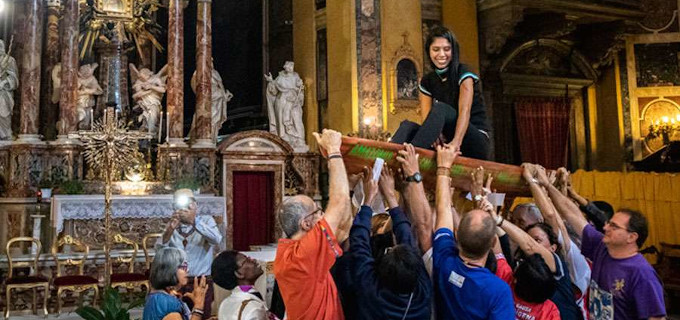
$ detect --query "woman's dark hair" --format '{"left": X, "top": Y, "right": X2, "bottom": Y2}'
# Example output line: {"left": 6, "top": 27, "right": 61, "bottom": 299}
{"left": 525, "top": 222, "right": 562, "bottom": 254}
{"left": 425, "top": 26, "right": 461, "bottom": 77}
{"left": 371, "top": 231, "right": 395, "bottom": 261}
{"left": 211, "top": 250, "right": 239, "bottom": 290}
{"left": 514, "top": 254, "right": 557, "bottom": 303}
{"left": 376, "top": 244, "right": 423, "bottom": 294}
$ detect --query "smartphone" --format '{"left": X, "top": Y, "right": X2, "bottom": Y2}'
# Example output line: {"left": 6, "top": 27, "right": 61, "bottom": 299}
{"left": 372, "top": 158, "right": 385, "bottom": 181}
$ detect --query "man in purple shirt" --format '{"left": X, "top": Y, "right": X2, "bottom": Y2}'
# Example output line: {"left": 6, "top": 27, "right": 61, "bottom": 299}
{"left": 536, "top": 169, "right": 666, "bottom": 320}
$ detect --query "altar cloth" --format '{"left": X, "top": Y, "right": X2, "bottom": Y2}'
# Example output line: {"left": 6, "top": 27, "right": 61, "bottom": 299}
{"left": 52, "top": 194, "right": 226, "bottom": 233}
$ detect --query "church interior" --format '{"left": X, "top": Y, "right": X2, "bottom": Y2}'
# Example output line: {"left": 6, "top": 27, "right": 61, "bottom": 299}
{"left": 0, "top": 0, "right": 679, "bottom": 318}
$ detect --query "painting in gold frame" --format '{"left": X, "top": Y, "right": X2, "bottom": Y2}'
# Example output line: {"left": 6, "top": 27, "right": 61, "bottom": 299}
{"left": 95, "top": 0, "right": 133, "bottom": 20}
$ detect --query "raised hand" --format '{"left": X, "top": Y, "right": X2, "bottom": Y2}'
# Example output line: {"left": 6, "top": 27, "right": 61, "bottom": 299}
{"left": 348, "top": 172, "right": 364, "bottom": 190}
{"left": 521, "top": 163, "right": 538, "bottom": 183}
{"left": 436, "top": 144, "right": 461, "bottom": 169}
{"left": 396, "top": 143, "right": 420, "bottom": 177}
{"left": 362, "top": 166, "right": 379, "bottom": 206}
{"left": 379, "top": 166, "right": 399, "bottom": 209}
{"left": 313, "top": 129, "right": 342, "bottom": 156}
{"left": 555, "top": 167, "right": 570, "bottom": 195}
{"left": 183, "top": 276, "right": 207, "bottom": 310}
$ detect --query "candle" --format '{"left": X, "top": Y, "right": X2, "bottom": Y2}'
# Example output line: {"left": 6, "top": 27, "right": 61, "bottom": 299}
{"left": 158, "top": 111, "right": 163, "bottom": 142}
{"left": 90, "top": 110, "right": 94, "bottom": 129}
{"left": 166, "top": 111, "right": 170, "bottom": 143}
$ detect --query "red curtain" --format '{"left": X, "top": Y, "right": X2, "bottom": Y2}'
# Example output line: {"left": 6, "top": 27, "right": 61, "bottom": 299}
{"left": 232, "top": 171, "right": 275, "bottom": 251}
{"left": 515, "top": 97, "right": 571, "bottom": 169}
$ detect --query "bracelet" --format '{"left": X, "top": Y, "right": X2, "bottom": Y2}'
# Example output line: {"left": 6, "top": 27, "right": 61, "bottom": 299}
{"left": 192, "top": 308, "right": 204, "bottom": 316}
{"left": 328, "top": 153, "right": 342, "bottom": 160}
{"left": 529, "top": 178, "right": 539, "bottom": 184}
{"left": 437, "top": 167, "right": 451, "bottom": 176}
{"left": 495, "top": 215, "right": 504, "bottom": 227}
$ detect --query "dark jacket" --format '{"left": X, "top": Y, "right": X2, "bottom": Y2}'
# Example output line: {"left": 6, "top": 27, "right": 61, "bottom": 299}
{"left": 349, "top": 205, "right": 432, "bottom": 320}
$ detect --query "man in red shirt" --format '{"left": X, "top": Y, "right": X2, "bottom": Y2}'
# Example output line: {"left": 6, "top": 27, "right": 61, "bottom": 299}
{"left": 273, "top": 129, "right": 352, "bottom": 320}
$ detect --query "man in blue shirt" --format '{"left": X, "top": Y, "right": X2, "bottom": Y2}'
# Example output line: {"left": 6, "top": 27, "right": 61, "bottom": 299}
{"left": 432, "top": 145, "right": 514, "bottom": 320}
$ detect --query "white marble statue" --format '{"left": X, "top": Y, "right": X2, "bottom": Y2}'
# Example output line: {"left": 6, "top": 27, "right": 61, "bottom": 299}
{"left": 265, "top": 61, "right": 308, "bottom": 152}
{"left": 76, "top": 63, "right": 103, "bottom": 129}
{"left": 0, "top": 39, "right": 18, "bottom": 140}
{"left": 191, "top": 64, "right": 233, "bottom": 141}
{"left": 130, "top": 64, "right": 167, "bottom": 134}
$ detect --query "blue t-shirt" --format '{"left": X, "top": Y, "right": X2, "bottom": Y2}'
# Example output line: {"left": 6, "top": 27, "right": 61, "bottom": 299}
{"left": 143, "top": 291, "right": 191, "bottom": 320}
{"left": 432, "top": 228, "right": 515, "bottom": 320}
{"left": 550, "top": 253, "right": 583, "bottom": 320}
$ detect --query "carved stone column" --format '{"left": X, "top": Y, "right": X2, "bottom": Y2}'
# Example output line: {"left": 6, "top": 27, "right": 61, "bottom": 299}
{"left": 40, "top": 0, "right": 61, "bottom": 141}
{"left": 17, "top": 0, "right": 45, "bottom": 144}
{"left": 166, "top": 0, "right": 186, "bottom": 146}
{"left": 192, "top": 0, "right": 213, "bottom": 148}
{"left": 57, "top": 0, "right": 79, "bottom": 142}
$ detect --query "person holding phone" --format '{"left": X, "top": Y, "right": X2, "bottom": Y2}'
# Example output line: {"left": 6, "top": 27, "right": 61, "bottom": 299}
{"left": 160, "top": 189, "right": 223, "bottom": 319}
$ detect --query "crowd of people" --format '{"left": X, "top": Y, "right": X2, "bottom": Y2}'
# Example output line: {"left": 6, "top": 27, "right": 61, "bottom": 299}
{"left": 142, "top": 129, "right": 666, "bottom": 320}
{"left": 140, "top": 24, "right": 667, "bottom": 320}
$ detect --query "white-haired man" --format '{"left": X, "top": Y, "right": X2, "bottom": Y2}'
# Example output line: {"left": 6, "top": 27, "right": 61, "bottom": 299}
{"left": 161, "top": 188, "right": 223, "bottom": 319}
{"left": 273, "top": 129, "right": 352, "bottom": 320}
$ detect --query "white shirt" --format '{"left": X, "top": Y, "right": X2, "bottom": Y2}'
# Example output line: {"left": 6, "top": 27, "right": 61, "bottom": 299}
{"left": 218, "top": 286, "right": 269, "bottom": 320}
{"left": 161, "top": 215, "right": 223, "bottom": 276}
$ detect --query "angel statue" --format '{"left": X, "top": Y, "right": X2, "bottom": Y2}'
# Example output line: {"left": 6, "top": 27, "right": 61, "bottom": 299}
{"left": 265, "top": 61, "right": 308, "bottom": 152}
{"left": 77, "top": 63, "right": 103, "bottom": 130}
{"left": 190, "top": 61, "right": 233, "bottom": 141}
{"left": 130, "top": 63, "right": 168, "bottom": 135}
{"left": 0, "top": 39, "right": 18, "bottom": 140}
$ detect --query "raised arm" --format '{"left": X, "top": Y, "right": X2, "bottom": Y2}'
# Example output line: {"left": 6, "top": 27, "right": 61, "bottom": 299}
{"left": 313, "top": 129, "right": 352, "bottom": 241}
{"left": 379, "top": 167, "right": 413, "bottom": 246}
{"left": 522, "top": 164, "right": 571, "bottom": 254}
{"left": 398, "top": 143, "right": 433, "bottom": 252}
{"left": 531, "top": 166, "right": 588, "bottom": 238}
{"left": 497, "top": 215, "right": 557, "bottom": 272}
{"left": 434, "top": 145, "right": 460, "bottom": 231}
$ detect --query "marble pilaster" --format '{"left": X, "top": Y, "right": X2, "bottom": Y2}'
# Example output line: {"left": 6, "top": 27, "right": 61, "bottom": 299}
{"left": 17, "top": 0, "right": 45, "bottom": 143}
{"left": 166, "top": 0, "right": 186, "bottom": 146}
{"left": 356, "top": 0, "right": 384, "bottom": 134}
{"left": 57, "top": 0, "right": 79, "bottom": 141}
{"left": 40, "top": 0, "right": 61, "bottom": 140}
{"left": 193, "top": 0, "right": 213, "bottom": 148}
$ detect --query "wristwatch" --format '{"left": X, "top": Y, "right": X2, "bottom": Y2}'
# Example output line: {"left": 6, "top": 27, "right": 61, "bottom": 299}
{"left": 405, "top": 172, "right": 423, "bottom": 183}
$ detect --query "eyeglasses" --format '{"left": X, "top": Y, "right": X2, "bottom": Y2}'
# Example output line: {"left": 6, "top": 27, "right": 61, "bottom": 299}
{"left": 302, "top": 207, "right": 324, "bottom": 221}
{"left": 605, "top": 220, "right": 634, "bottom": 233}
{"left": 178, "top": 261, "right": 188, "bottom": 272}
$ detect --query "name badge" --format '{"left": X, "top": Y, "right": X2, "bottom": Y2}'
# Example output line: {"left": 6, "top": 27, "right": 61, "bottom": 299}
{"left": 449, "top": 270, "right": 465, "bottom": 288}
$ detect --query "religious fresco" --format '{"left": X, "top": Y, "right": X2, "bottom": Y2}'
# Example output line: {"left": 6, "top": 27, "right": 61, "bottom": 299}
{"left": 634, "top": 42, "right": 680, "bottom": 87}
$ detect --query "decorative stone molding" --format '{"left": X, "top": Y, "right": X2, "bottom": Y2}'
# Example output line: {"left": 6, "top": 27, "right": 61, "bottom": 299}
{"left": 388, "top": 32, "right": 422, "bottom": 115}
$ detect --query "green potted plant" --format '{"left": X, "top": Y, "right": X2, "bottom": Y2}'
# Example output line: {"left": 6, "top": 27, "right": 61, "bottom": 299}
{"left": 76, "top": 286, "right": 144, "bottom": 320}
{"left": 38, "top": 176, "right": 54, "bottom": 199}
{"left": 57, "top": 179, "right": 85, "bottom": 195}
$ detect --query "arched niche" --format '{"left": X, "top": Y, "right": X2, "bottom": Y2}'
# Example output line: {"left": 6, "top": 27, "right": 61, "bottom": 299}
{"left": 388, "top": 33, "right": 423, "bottom": 115}
{"left": 499, "top": 39, "right": 597, "bottom": 97}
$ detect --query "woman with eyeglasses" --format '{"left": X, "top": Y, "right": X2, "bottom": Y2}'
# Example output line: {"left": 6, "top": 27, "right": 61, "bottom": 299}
{"left": 143, "top": 247, "right": 209, "bottom": 320}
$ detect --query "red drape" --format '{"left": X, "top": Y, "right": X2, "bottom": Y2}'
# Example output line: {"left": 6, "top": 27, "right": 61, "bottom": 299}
{"left": 232, "top": 171, "right": 275, "bottom": 251}
{"left": 515, "top": 97, "right": 571, "bottom": 169}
